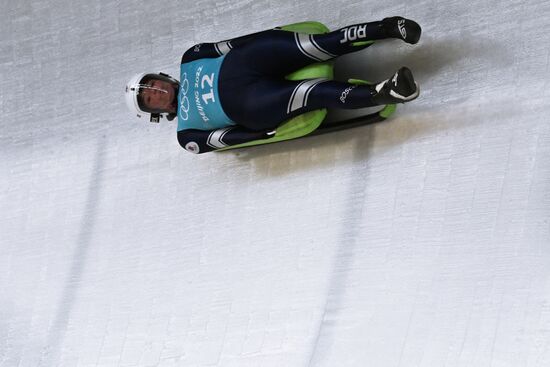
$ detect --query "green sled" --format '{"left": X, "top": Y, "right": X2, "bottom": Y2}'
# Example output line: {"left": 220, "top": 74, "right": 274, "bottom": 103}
{"left": 218, "top": 21, "right": 396, "bottom": 151}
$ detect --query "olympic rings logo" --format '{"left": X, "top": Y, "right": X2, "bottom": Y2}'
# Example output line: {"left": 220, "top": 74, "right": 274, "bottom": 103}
{"left": 179, "top": 73, "right": 190, "bottom": 120}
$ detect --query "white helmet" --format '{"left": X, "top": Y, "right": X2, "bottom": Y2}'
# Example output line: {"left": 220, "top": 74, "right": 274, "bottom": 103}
{"left": 125, "top": 72, "right": 179, "bottom": 123}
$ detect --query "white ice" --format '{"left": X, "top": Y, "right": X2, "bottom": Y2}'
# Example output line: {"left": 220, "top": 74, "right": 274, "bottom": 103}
{"left": 1, "top": 0, "right": 549, "bottom": 366}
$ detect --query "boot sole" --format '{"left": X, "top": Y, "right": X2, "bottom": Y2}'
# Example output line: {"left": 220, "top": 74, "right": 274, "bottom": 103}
{"left": 396, "top": 67, "right": 417, "bottom": 97}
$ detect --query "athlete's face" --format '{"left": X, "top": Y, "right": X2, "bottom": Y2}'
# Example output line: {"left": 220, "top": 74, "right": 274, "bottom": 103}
{"left": 140, "top": 79, "right": 177, "bottom": 113}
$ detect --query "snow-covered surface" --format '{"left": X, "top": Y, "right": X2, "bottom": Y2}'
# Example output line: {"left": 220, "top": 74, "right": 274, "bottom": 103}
{"left": 1, "top": 0, "right": 550, "bottom": 366}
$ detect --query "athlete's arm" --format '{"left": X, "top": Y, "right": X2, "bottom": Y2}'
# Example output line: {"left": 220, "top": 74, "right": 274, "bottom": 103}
{"left": 181, "top": 29, "right": 274, "bottom": 63}
{"left": 177, "top": 126, "right": 274, "bottom": 154}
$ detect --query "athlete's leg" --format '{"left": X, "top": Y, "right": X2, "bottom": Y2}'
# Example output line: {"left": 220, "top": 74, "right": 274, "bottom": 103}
{"left": 230, "top": 17, "right": 421, "bottom": 76}
{"left": 287, "top": 17, "right": 421, "bottom": 65}
{"left": 310, "top": 17, "right": 422, "bottom": 56}
{"left": 226, "top": 67, "right": 419, "bottom": 131}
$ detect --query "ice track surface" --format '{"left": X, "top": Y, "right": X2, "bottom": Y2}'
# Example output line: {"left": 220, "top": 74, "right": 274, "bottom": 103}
{"left": 1, "top": 0, "right": 550, "bottom": 366}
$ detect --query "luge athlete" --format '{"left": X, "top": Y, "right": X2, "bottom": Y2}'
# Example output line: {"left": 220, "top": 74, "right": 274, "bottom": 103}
{"left": 125, "top": 17, "right": 422, "bottom": 154}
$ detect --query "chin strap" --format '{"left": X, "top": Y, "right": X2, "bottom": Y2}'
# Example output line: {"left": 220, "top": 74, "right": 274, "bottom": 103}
{"left": 149, "top": 112, "right": 177, "bottom": 123}
{"left": 150, "top": 114, "right": 160, "bottom": 123}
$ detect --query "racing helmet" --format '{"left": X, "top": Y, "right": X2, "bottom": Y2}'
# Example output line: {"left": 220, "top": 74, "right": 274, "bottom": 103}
{"left": 125, "top": 72, "right": 179, "bottom": 123}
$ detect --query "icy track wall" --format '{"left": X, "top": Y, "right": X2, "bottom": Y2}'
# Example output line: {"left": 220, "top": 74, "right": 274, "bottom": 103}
{"left": 1, "top": 0, "right": 550, "bottom": 366}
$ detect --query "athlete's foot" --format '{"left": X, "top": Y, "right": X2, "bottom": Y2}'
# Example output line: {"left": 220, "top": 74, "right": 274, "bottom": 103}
{"left": 373, "top": 67, "right": 419, "bottom": 104}
{"left": 382, "top": 16, "right": 422, "bottom": 44}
